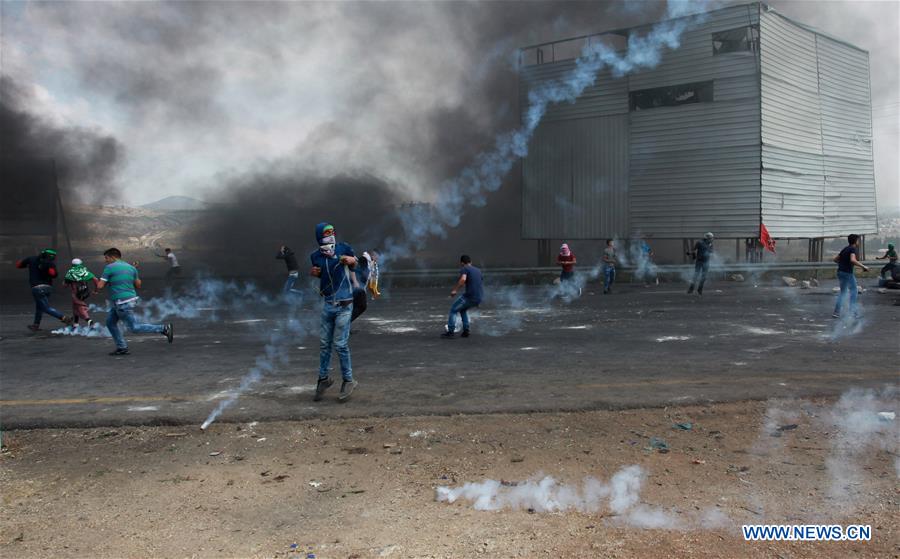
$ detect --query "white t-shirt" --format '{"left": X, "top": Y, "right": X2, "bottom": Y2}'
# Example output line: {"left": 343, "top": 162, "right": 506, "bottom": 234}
{"left": 166, "top": 252, "right": 180, "bottom": 268}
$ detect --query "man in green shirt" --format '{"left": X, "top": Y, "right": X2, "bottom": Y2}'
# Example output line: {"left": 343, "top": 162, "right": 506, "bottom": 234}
{"left": 96, "top": 247, "right": 173, "bottom": 356}
{"left": 875, "top": 242, "right": 897, "bottom": 281}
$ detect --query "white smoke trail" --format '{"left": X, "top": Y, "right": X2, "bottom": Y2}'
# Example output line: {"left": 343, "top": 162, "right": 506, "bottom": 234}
{"left": 200, "top": 293, "right": 318, "bottom": 429}
{"left": 50, "top": 322, "right": 111, "bottom": 338}
{"left": 437, "top": 464, "right": 722, "bottom": 530}
{"left": 384, "top": 1, "right": 712, "bottom": 260}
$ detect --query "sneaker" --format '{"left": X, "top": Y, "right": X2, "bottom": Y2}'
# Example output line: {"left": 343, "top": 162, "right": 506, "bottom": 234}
{"left": 339, "top": 380, "right": 358, "bottom": 401}
{"left": 163, "top": 323, "right": 174, "bottom": 343}
{"left": 87, "top": 319, "right": 95, "bottom": 328}
{"left": 313, "top": 377, "right": 334, "bottom": 401}
{"left": 697, "top": 288, "right": 703, "bottom": 296}
{"left": 27, "top": 324, "right": 40, "bottom": 332}
{"left": 832, "top": 313, "right": 840, "bottom": 319}
{"left": 61, "top": 315, "right": 74, "bottom": 326}
{"left": 109, "top": 348, "right": 130, "bottom": 356}
{"left": 461, "top": 330, "right": 470, "bottom": 338}
{"left": 687, "top": 285, "right": 694, "bottom": 294}
{"left": 440, "top": 331, "right": 456, "bottom": 339}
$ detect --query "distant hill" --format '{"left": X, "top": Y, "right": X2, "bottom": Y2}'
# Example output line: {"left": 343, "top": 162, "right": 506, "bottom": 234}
{"left": 141, "top": 196, "right": 207, "bottom": 211}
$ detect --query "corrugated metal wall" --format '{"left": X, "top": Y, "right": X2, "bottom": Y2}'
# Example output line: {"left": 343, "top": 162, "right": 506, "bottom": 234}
{"left": 520, "top": 63, "right": 630, "bottom": 239}
{"left": 520, "top": 2, "right": 875, "bottom": 240}
{"left": 817, "top": 35, "right": 877, "bottom": 235}
{"left": 760, "top": 11, "right": 825, "bottom": 237}
{"left": 760, "top": 11, "right": 876, "bottom": 237}
{"left": 521, "top": 4, "right": 761, "bottom": 239}
{"left": 522, "top": 115, "right": 630, "bottom": 239}
{"left": 628, "top": 4, "right": 761, "bottom": 238}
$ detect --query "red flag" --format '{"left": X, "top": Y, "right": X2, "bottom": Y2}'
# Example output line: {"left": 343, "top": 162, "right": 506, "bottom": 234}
{"left": 760, "top": 223, "right": 776, "bottom": 253}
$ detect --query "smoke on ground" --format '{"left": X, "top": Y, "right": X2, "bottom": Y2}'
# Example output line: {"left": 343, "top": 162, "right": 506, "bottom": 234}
{"left": 436, "top": 464, "right": 729, "bottom": 530}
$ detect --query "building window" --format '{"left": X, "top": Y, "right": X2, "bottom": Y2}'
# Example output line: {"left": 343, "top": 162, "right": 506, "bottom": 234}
{"left": 712, "top": 26, "right": 759, "bottom": 55}
{"left": 629, "top": 81, "right": 714, "bottom": 111}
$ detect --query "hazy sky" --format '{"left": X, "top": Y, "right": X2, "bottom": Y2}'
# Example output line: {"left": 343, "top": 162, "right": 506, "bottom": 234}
{"left": 2, "top": 0, "right": 898, "bottom": 210}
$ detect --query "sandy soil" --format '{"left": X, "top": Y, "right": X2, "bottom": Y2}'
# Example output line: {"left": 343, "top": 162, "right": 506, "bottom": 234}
{"left": 1, "top": 399, "right": 897, "bottom": 558}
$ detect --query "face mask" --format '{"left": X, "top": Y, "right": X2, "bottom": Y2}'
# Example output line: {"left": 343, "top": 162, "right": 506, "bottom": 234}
{"left": 320, "top": 237, "right": 336, "bottom": 257}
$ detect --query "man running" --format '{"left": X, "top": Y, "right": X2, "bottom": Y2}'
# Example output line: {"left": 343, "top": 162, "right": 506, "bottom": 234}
{"left": 157, "top": 248, "right": 181, "bottom": 283}
{"left": 442, "top": 254, "right": 483, "bottom": 339}
{"left": 97, "top": 248, "right": 173, "bottom": 356}
{"left": 832, "top": 234, "right": 869, "bottom": 319}
{"left": 309, "top": 223, "right": 358, "bottom": 401}
{"left": 16, "top": 248, "right": 72, "bottom": 331}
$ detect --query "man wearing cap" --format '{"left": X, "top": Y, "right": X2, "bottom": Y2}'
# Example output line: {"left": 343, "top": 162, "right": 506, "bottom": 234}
{"left": 96, "top": 247, "right": 173, "bottom": 356}
{"left": 309, "top": 223, "right": 358, "bottom": 401}
{"left": 16, "top": 248, "right": 72, "bottom": 331}
{"left": 687, "top": 232, "right": 715, "bottom": 295}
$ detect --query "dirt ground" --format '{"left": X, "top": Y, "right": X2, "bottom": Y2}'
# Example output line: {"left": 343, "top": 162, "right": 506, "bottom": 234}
{"left": 1, "top": 399, "right": 897, "bottom": 559}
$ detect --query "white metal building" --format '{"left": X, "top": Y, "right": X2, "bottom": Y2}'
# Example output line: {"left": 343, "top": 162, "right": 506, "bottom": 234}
{"left": 519, "top": 2, "right": 877, "bottom": 248}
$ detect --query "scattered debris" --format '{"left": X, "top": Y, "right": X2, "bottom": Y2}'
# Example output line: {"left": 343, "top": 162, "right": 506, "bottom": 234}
{"left": 800, "top": 280, "right": 811, "bottom": 289}
{"left": 877, "top": 412, "right": 895, "bottom": 422}
{"left": 209, "top": 451, "right": 221, "bottom": 457}
{"left": 309, "top": 481, "right": 322, "bottom": 488}
{"left": 673, "top": 422, "right": 693, "bottom": 431}
{"left": 256, "top": 437, "right": 267, "bottom": 443}
{"left": 510, "top": 456, "right": 524, "bottom": 463}
{"left": 781, "top": 276, "right": 798, "bottom": 287}
{"left": 649, "top": 437, "right": 669, "bottom": 453}
{"left": 740, "top": 505, "right": 762, "bottom": 516}
{"left": 877, "top": 288, "right": 888, "bottom": 294}
{"left": 383, "top": 443, "right": 395, "bottom": 449}
{"left": 729, "top": 274, "right": 745, "bottom": 282}
{"left": 389, "top": 448, "right": 403, "bottom": 455}
{"left": 273, "top": 474, "right": 289, "bottom": 482}
{"left": 809, "top": 278, "right": 819, "bottom": 287}
{"left": 500, "top": 480, "right": 520, "bottom": 487}
{"left": 777, "top": 424, "right": 798, "bottom": 431}
{"left": 343, "top": 447, "right": 368, "bottom": 455}
{"left": 165, "top": 432, "right": 187, "bottom": 438}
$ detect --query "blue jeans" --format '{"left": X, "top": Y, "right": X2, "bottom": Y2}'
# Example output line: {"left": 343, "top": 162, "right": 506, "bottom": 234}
{"left": 834, "top": 271, "right": 858, "bottom": 316}
{"left": 282, "top": 272, "right": 299, "bottom": 294}
{"left": 31, "top": 285, "right": 64, "bottom": 325}
{"left": 603, "top": 266, "right": 616, "bottom": 291}
{"left": 448, "top": 295, "right": 478, "bottom": 333}
{"left": 107, "top": 299, "right": 165, "bottom": 350}
{"left": 690, "top": 260, "right": 710, "bottom": 292}
{"left": 319, "top": 302, "right": 352, "bottom": 381}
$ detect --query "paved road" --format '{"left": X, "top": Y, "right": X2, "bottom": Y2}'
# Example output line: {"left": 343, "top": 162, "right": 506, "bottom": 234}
{"left": 1, "top": 279, "right": 897, "bottom": 429}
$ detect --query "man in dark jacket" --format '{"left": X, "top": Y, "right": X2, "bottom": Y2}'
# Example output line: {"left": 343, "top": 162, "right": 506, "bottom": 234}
{"left": 276, "top": 245, "right": 300, "bottom": 294}
{"left": 309, "top": 223, "right": 358, "bottom": 401}
{"left": 16, "top": 249, "right": 72, "bottom": 331}
{"left": 687, "top": 232, "right": 714, "bottom": 295}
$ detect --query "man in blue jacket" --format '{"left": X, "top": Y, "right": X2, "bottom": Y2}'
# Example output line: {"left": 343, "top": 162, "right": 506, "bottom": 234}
{"left": 309, "top": 222, "right": 358, "bottom": 401}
